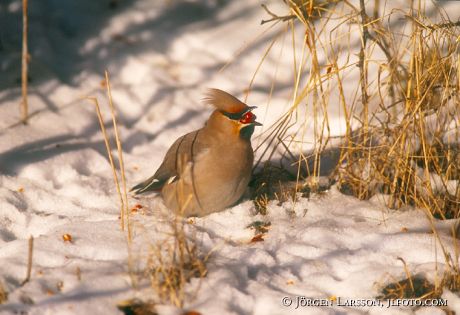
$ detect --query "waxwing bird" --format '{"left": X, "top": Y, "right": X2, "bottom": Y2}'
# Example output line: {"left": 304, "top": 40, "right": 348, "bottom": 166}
{"left": 131, "top": 88, "right": 262, "bottom": 216}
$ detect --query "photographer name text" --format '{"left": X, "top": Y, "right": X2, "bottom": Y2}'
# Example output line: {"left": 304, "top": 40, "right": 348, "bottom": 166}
{"left": 282, "top": 296, "right": 447, "bottom": 309}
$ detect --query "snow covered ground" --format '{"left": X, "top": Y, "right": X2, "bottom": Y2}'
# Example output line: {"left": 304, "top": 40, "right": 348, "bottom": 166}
{"left": 1, "top": 0, "right": 460, "bottom": 314}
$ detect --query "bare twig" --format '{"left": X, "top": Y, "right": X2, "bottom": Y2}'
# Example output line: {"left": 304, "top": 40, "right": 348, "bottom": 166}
{"left": 359, "top": 0, "right": 370, "bottom": 111}
{"left": 406, "top": 15, "right": 460, "bottom": 30}
{"left": 21, "top": 0, "right": 29, "bottom": 123}
{"left": 21, "top": 236, "right": 34, "bottom": 286}
{"left": 260, "top": 4, "right": 296, "bottom": 25}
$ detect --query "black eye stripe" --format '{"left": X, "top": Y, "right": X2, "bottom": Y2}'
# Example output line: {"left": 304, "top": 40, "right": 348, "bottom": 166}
{"left": 221, "top": 106, "right": 256, "bottom": 120}
{"left": 221, "top": 110, "right": 246, "bottom": 120}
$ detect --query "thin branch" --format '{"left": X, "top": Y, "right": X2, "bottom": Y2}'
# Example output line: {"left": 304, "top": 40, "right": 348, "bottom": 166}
{"left": 358, "top": 0, "right": 370, "bottom": 137}
{"left": 20, "top": 236, "right": 34, "bottom": 286}
{"left": 406, "top": 15, "right": 460, "bottom": 30}
{"left": 21, "top": 0, "right": 29, "bottom": 123}
{"left": 260, "top": 4, "right": 296, "bottom": 25}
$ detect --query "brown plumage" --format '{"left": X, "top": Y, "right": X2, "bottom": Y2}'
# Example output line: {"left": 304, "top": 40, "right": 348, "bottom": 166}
{"left": 131, "top": 89, "right": 261, "bottom": 216}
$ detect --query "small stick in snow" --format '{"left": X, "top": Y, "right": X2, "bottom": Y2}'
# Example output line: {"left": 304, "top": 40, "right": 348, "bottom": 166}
{"left": 21, "top": 0, "right": 29, "bottom": 123}
{"left": 21, "top": 236, "right": 34, "bottom": 286}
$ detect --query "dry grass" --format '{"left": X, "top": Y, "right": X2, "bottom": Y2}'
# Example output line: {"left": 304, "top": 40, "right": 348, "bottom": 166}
{"left": 89, "top": 71, "right": 130, "bottom": 236}
{"left": 255, "top": 0, "right": 460, "bottom": 217}
{"left": 442, "top": 268, "right": 460, "bottom": 293}
{"left": 338, "top": 11, "right": 460, "bottom": 220}
{"left": 378, "top": 257, "right": 442, "bottom": 300}
{"left": 139, "top": 164, "right": 209, "bottom": 307}
{"left": 132, "top": 173, "right": 208, "bottom": 308}
{"left": 255, "top": 0, "right": 460, "bottom": 297}
{"left": 377, "top": 276, "right": 440, "bottom": 300}
{"left": 250, "top": 161, "right": 331, "bottom": 214}
{"left": 250, "top": 162, "right": 297, "bottom": 214}
{"left": 145, "top": 217, "right": 208, "bottom": 308}
{"left": 105, "top": 71, "right": 131, "bottom": 236}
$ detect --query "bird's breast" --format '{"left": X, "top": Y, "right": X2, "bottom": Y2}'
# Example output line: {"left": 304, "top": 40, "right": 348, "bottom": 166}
{"left": 161, "top": 134, "right": 254, "bottom": 216}
{"left": 195, "top": 141, "right": 252, "bottom": 197}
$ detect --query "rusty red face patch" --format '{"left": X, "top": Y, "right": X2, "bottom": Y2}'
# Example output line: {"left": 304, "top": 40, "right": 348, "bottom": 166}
{"left": 239, "top": 111, "right": 256, "bottom": 124}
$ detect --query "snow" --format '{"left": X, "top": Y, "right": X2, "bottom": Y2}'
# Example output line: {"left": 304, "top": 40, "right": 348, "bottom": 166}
{"left": 1, "top": 0, "right": 460, "bottom": 314}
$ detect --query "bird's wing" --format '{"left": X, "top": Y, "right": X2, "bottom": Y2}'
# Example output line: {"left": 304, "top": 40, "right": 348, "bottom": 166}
{"left": 131, "top": 129, "right": 207, "bottom": 194}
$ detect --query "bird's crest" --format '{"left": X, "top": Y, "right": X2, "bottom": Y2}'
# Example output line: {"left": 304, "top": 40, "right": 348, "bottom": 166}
{"left": 203, "top": 88, "right": 248, "bottom": 113}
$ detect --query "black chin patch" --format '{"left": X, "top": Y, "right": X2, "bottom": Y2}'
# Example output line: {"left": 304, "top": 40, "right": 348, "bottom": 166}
{"left": 239, "top": 125, "right": 255, "bottom": 139}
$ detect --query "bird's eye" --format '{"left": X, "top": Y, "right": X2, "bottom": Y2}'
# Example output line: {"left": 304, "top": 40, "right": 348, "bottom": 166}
{"left": 239, "top": 111, "right": 255, "bottom": 124}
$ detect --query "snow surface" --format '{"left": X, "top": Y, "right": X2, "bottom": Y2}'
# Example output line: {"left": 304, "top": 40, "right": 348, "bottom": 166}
{"left": 1, "top": 0, "right": 460, "bottom": 314}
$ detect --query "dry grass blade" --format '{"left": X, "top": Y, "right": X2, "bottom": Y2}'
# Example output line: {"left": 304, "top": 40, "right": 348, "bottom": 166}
{"left": 88, "top": 97, "right": 126, "bottom": 231}
{"left": 104, "top": 71, "right": 131, "bottom": 240}
{"left": 397, "top": 257, "right": 414, "bottom": 293}
{"left": 87, "top": 72, "right": 130, "bottom": 238}
{"left": 20, "top": 0, "right": 29, "bottom": 123}
{"left": 20, "top": 236, "right": 33, "bottom": 286}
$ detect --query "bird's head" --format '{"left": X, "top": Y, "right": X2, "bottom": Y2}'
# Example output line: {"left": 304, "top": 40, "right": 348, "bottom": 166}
{"left": 203, "top": 88, "right": 262, "bottom": 139}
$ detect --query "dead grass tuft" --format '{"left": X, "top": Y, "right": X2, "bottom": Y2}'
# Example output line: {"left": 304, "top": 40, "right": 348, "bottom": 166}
{"left": 442, "top": 268, "right": 460, "bottom": 293}
{"left": 257, "top": 0, "right": 460, "bottom": 220}
{"left": 378, "top": 276, "right": 441, "bottom": 300}
{"left": 146, "top": 217, "right": 208, "bottom": 308}
{"left": 250, "top": 162, "right": 298, "bottom": 214}
{"left": 256, "top": 0, "right": 460, "bottom": 297}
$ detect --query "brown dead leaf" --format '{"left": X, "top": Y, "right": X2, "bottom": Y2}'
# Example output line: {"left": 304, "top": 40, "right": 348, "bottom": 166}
{"left": 130, "top": 203, "right": 145, "bottom": 214}
{"left": 62, "top": 234, "right": 72, "bottom": 242}
{"left": 250, "top": 234, "right": 265, "bottom": 243}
